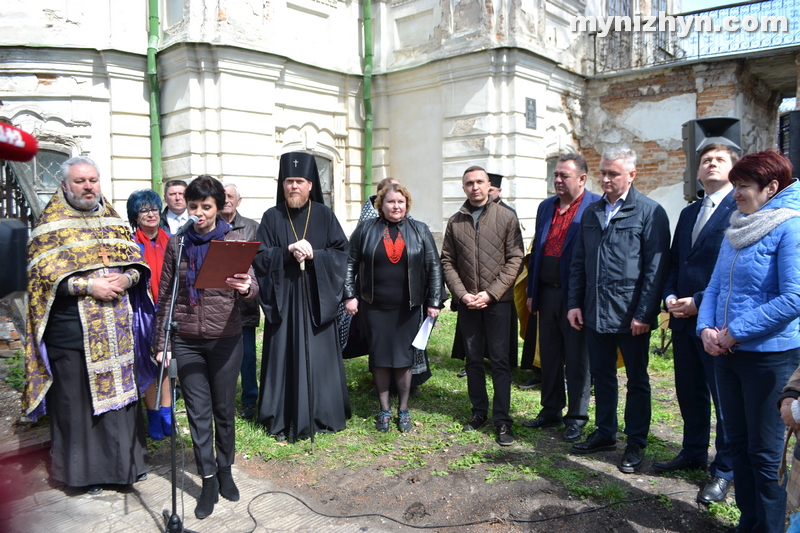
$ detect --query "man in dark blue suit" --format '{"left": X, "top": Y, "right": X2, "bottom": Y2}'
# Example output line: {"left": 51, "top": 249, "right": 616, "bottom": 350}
{"left": 567, "top": 147, "right": 671, "bottom": 474}
{"left": 653, "top": 143, "right": 738, "bottom": 503}
{"left": 522, "top": 153, "right": 600, "bottom": 442}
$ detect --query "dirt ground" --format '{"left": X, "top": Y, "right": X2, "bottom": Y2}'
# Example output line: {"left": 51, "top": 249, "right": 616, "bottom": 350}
{"left": 235, "top": 449, "right": 727, "bottom": 533}
{"left": 0, "top": 359, "right": 732, "bottom": 533}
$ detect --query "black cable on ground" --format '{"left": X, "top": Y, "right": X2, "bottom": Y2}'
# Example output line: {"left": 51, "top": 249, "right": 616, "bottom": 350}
{"left": 242, "top": 488, "right": 699, "bottom": 532}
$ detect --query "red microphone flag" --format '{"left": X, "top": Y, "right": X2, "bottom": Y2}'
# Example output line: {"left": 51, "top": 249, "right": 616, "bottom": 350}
{"left": 0, "top": 123, "right": 39, "bottom": 162}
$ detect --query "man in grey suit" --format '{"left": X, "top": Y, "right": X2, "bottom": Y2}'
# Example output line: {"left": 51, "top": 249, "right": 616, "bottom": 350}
{"left": 220, "top": 183, "right": 261, "bottom": 420}
{"left": 653, "top": 143, "right": 739, "bottom": 504}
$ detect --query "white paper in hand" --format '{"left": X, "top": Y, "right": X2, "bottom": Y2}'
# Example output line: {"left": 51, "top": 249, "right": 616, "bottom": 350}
{"left": 412, "top": 316, "right": 437, "bottom": 350}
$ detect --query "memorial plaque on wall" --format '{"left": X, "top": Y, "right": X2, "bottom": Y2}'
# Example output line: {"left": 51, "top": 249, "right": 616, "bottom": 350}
{"left": 525, "top": 98, "right": 536, "bottom": 129}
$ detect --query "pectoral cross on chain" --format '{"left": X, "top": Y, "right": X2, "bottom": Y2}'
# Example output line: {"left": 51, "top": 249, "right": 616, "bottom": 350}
{"left": 98, "top": 246, "right": 111, "bottom": 267}
{"left": 293, "top": 159, "right": 299, "bottom": 167}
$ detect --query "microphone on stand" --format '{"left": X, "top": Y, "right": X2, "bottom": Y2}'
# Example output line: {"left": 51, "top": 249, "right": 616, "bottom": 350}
{"left": 174, "top": 215, "right": 199, "bottom": 235}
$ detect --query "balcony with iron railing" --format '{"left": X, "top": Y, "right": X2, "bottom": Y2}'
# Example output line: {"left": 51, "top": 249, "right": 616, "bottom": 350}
{"left": 591, "top": 0, "right": 800, "bottom": 75}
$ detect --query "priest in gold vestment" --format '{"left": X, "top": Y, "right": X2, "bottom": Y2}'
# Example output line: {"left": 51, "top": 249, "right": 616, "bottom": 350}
{"left": 23, "top": 157, "right": 155, "bottom": 493}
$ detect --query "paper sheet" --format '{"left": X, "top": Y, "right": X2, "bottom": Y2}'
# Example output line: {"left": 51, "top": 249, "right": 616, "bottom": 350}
{"left": 412, "top": 316, "right": 437, "bottom": 350}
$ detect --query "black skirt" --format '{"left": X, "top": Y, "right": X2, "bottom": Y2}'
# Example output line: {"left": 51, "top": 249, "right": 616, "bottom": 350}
{"left": 362, "top": 301, "right": 421, "bottom": 368}
{"left": 46, "top": 346, "right": 148, "bottom": 487}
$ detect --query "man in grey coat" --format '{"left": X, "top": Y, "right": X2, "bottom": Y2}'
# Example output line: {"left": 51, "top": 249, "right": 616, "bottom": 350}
{"left": 567, "top": 147, "right": 670, "bottom": 473}
{"left": 220, "top": 183, "right": 260, "bottom": 419}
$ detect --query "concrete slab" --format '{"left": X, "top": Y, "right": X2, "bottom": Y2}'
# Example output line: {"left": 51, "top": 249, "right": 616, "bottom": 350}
{"left": 3, "top": 461, "right": 396, "bottom": 533}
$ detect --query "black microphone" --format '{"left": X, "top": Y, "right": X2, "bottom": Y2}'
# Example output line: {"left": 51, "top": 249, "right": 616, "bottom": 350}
{"left": 174, "top": 215, "right": 199, "bottom": 235}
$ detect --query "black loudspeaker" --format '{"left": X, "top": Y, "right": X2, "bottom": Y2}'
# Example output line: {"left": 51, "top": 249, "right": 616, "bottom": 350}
{"left": 0, "top": 219, "right": 28, "bottom": 301}
{"left": 682, "top": 117, "right": 741, "bottom": 202}
{"left": 779, "top": 110, "right": 800, "bottom": 179}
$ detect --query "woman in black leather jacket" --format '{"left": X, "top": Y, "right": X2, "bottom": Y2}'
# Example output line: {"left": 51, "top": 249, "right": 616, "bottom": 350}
{"left": 344, "top": 183, "right": 444, "bottom": 433}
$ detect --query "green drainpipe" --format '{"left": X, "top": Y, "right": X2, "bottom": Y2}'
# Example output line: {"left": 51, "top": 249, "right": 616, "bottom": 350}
{"left": 147, "top": 0, "right": 163, "bottom": 193}
{"left": 362, "top": 0, "right": 373, "bottom": 202}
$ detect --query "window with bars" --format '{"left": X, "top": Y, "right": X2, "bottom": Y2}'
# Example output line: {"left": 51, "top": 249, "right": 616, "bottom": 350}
{"left": 601, "top": 0, "right": 633, "bottom": 70}
{"left": 6, "top": 148, "right": 69, "bottom": 219}
{"left": 653, "top": 0, "right": 673, "bottom": 59}
{"left": 607, "top": 0, "right": 630, "bottom": 17}
{"left": 545, "top": 156, "right": 557, "bottom": 197}
{"left": 313, "top": 155, "right": 334, "bottom": 209}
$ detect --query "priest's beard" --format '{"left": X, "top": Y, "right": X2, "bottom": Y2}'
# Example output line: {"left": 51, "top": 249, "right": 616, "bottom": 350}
{"left": 65, "top": 189, "right": 100, "bottom": 211}
{"left": 286, "top": 196, "right": 309, "bottom": 209}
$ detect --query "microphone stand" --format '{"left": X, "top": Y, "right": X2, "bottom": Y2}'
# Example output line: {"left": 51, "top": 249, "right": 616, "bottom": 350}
{"left": 155, "top": 233, "right": 198, "bottom": 533}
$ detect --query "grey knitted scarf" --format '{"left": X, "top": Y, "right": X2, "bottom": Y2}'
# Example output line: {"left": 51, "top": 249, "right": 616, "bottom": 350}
{"left": 725, "top": 207, "right": 800, "bottom": 250}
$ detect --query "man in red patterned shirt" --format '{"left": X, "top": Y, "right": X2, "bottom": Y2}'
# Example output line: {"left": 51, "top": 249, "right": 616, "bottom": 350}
{"left": 522, "top": 154, "right": 600, "bottom": 442}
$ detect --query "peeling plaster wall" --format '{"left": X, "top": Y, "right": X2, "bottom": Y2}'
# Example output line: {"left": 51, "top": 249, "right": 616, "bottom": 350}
{"left": 160, "top": 0, "right": 363, "bottom": 74}
{"left": 158, "top": 44, "right": 360, "bottom": 225}
{"left": 0, "top": 47, "right": 152, "bottom": 216}
{"left": 0, "top": 0, "right": 147, "bottom": 55}
{"left": 3, "top": 0, "right": 785, "bottom": 240}
{"left": 374, "top": 48, "right": 584, "bottom": 240}
{"left": 374, "top": 0, "right": 589, "bottom": 75}
{"left": 574, "top": 59, "right": 782, "bottom": 229}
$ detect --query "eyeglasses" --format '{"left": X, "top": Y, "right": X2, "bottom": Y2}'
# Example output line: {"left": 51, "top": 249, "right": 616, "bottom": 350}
{"left": 137, "top": 208, "right": 160, "bottom": 215}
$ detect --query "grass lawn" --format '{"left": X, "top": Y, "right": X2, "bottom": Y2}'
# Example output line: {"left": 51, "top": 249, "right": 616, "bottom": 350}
{"left": 156, "top": 308, "right": 742, "bottom": 529}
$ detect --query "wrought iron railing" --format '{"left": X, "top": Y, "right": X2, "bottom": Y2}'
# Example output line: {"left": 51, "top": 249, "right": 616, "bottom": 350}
{"left": 593, "top": 0, "right": 800, "bottom": 74}
{"left": 0, "top": 162, "right": 34, "bottom": 227}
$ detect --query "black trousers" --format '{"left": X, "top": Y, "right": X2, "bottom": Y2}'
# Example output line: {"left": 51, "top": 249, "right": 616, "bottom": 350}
{"left": 174, "top": 335, "right": 243, "bottom": 477}
{"left": 671, "top": 328, "right": 733, "bottom": 479}
{"left": 586, "top": 328, "right": 651, "bottom": 448}
{"left": 459, "top": 301, "right": 512, "bottom": 427}
{"left": 537, "top": 285, "right": 590, "bottom": 424}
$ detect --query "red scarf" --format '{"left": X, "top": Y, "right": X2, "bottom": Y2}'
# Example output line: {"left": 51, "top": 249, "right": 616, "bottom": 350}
{"left": 382, "top": 226, "right": 405, "bottom": 263}
{"left": 135, "top": 227, "right": 169, "bottom": 302}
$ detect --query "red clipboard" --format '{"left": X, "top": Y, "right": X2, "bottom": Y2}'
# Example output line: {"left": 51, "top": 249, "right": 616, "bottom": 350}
{"left": 194, "top": 240, "right": 260, "bottom": 289}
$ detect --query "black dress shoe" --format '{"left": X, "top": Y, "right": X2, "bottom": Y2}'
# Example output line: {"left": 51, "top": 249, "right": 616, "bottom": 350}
{"left": 86, "top": 486, "right": 103, "bottom": 495}
{"left": 518, "top": 374, "right": 542, "bottom": 390}
{"left": 522, "top": 416, "right": 562, "bottom": 429}
{"left": 241, "top": 403, "right": 256, "bottom": 420}
{"left": 652, "top": 455, "right": 706, "bottom": 473}
{"left": 619, "top": 443, "right": 644, "bottom": 473}
{"left": 563, "top": 423, "right": 582, "bottom": 442}
{"left": 572, "top": 431, "right": 617, "bottom": 454}
{"left": 457, "top": 369, "right": 467, "bottom": 378}
{"left": 697, "top": 477, "right": 731, "bottom": 504}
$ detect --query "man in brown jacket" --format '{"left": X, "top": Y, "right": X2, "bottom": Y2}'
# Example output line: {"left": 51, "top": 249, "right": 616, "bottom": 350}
{"left": 441, "top": 166, "right": 524, "bottom": 446}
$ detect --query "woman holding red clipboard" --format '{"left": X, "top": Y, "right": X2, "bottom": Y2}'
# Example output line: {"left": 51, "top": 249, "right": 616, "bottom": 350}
{"left": 154, "top": 175, "right": 258, "bottom": 519}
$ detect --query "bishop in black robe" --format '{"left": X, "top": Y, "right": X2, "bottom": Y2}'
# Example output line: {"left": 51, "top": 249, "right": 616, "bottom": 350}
{"left": 255, "top": 152, "right": 351, "bottom": 442}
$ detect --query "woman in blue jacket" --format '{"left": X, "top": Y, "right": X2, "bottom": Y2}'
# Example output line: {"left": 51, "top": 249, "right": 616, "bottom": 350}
{"left": 697, "top": 150, "right": 800, "bottom": 533}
